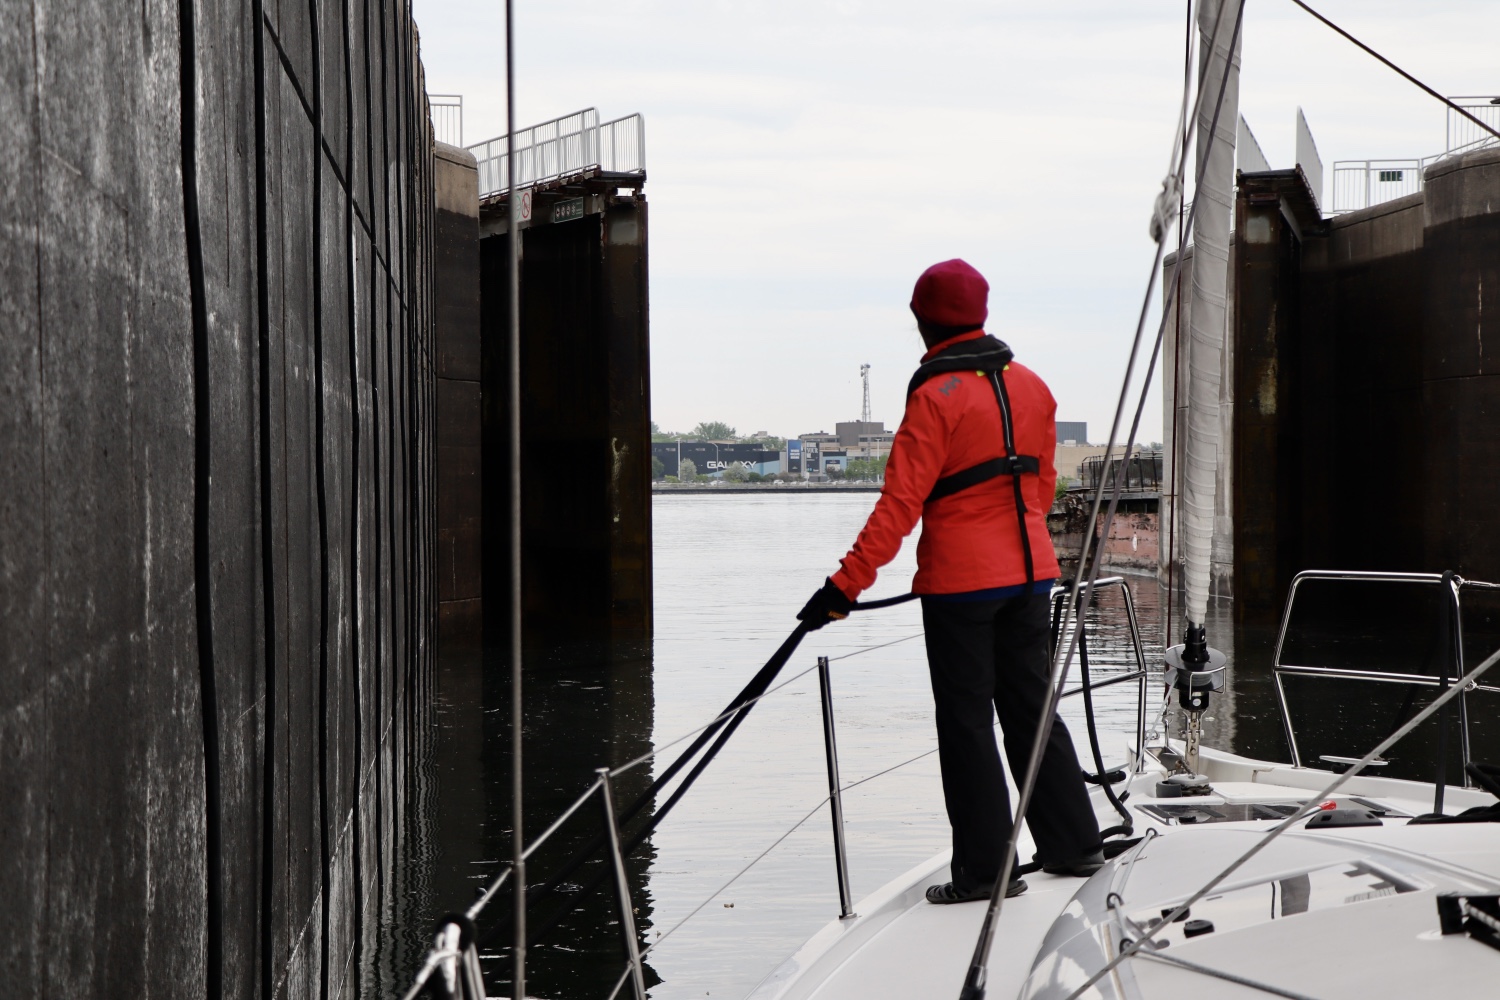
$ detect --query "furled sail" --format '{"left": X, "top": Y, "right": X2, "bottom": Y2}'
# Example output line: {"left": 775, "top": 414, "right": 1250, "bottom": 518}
{"left": 1183, "top": 0, "right": 1240, "bottom": 630}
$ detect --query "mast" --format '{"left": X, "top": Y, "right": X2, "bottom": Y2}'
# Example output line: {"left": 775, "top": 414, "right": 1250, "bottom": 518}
{"left": 1168, "top": 0, "right": 1240, "bottom": 775}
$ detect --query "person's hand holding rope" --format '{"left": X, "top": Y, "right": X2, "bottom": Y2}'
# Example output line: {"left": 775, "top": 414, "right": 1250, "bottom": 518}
{"left": 798, "top": 578, "right": 854, "bottom": 629}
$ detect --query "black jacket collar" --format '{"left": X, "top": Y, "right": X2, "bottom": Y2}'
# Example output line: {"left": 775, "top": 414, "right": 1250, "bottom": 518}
{"left": 907, "top": 334, "right": 1014, "bottom": 399}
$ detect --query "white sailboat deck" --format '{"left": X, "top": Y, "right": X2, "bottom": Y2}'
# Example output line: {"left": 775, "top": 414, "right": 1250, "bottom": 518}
{"left": 749, "top": 748, "right": 1500, "bottom": 999}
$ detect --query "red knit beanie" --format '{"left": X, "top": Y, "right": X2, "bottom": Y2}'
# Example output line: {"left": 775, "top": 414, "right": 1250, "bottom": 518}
{"left": 910, "top": 259, "right": 989, "bottom": 329}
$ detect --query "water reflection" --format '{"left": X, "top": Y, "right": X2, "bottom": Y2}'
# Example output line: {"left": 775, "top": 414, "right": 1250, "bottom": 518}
{"left": 421, "top": 638, "right": 659, "bottom": 999}
{"left": 356, "top": 676, "right": 441, "bottom": 998}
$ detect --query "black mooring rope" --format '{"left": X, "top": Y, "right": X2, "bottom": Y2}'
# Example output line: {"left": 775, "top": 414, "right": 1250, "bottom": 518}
{"left": 1077, "top": 619, "right": 1134, "bottom": 838}
{"left": 475, "top": 585, "right": 1132, "bottom": 961}
{"left": 478, "top": 592, "right": 920, "bottom": 951}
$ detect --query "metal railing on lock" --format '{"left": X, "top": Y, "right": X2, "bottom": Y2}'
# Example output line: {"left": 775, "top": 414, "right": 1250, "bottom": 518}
{"left": 428, "top": 94, "right": 463, "bottom": 147}
{"left": 1271, "top": 569, "right": 1500, "bottom": 782}
{"left": 399, "top": 579, "right": 1153, "bottom": 1000}
{"left": 467, "top": 109, "right": 646, "bottom": 200}
{"left": 1330, "top": 97, "right": 1500, "bottom": 214}
{"left": 1329, "top": 158, "right": 1427, "bottom": 213}
{"left": 598, "top": 114, "right": 646, "bottom": 175}
{"left": 1445, "top": 96, "right": 1500, "bottom": 158}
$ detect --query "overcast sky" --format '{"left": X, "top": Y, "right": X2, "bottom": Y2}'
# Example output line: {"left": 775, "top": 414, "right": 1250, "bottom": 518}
{"left": 412, "top": 0, "right": 1498, "bottom": 444}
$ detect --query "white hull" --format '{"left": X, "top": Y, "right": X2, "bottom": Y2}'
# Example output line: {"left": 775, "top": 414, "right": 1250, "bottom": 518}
{"left": 749, "top": 746, "right": 1500, "bottom": 999}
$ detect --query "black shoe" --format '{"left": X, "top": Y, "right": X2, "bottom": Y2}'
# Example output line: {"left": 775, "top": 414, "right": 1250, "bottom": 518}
{"left": 925, "top": 878, "right": 1028, "bottom": 904}
{"left": 1041, "top": 849, "right": 1106, "bottom": 877}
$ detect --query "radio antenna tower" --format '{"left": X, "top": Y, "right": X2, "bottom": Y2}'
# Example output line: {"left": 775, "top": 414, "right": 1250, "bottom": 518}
{"left": 860, "top": 363, "right": 872, "bottom": 424}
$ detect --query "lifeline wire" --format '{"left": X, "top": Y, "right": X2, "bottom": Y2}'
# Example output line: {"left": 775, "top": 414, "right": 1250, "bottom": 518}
{"left": 1286, "top": 0, "right": 1500, "bottom": 146}
{"left": 611, "top": 621, "right": 923, "bottom": 779}
{"left": 959, "top": 3, "right": 1246, "bottom": 995}
{"left": 1136, "top": 951, "right": 1322, "bottom": 1000}
{"left": 641, "top": 798, "right": 831, "bottom": 957}
{"left": 1063, "top": 639, "right": 1500, "bottom": 1000}
{"left": 471, "top": 623, "right": 815, "bottom": 954}
{"left": 641, "top": 723, "right": 987, "bottom": 962}
{"left": 502, "top": 622, "right": 941, "bottom": 959}
{"left": 637, "top": 700, "right": 1098, "bottom": 970}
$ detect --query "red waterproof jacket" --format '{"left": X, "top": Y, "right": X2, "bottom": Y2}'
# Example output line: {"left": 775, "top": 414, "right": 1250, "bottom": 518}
{"left": 831, "top": 330, "right": 1060, "bottom": 599}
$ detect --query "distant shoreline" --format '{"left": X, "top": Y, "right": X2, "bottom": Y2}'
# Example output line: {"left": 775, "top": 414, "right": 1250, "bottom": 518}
{"left": 652, "top": 484, "right": 883, "bottom": 495}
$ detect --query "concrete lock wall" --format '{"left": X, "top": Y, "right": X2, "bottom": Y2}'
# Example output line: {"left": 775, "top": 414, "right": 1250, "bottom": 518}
{"left": 434, "top": 143, "right": 481, "bottom": 647}
{"left": 1, "top": 2, "right": 438, "bottom": 998}
{"left": 1229, "top": 149, "right": 1500, "bottom": 619}
{"left": 1420, "top": 149, "right": 1500, "bottom": 579}
{"left": 479, "top": 191, "right": 653, "bottom": 650}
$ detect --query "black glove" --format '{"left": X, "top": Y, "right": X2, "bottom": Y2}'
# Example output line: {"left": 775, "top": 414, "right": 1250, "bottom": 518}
{"left": 797, "top": 578, "right": 854, "bottom": 630}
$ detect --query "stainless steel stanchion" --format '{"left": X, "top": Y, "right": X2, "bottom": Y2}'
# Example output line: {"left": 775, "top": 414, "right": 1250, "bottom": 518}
{"left": 817, "top": 656, "right": 857, "bottom": 919}
{"left": 598, "top": 768, "right": 647, "bottom": 1000}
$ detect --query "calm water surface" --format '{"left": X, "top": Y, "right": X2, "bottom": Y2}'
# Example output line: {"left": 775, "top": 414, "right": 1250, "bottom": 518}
{"left": 406, "top": 492, "right": 1255, "bottom": 1000}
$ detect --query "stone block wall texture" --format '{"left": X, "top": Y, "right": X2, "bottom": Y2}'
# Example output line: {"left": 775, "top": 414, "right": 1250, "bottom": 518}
{"left": 0, "top": 1, "right": 437, "bottom": 998}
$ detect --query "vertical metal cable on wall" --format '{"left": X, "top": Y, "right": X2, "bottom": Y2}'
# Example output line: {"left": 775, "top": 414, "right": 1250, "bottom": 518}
{"left": 178, "top": 0, "right": 224, "bottom": 994}
{"left": 305, "top": 0, "right": 334, "bottom": 997}
{"left": 340, "top": 0, "right": 367, "bottom": 972}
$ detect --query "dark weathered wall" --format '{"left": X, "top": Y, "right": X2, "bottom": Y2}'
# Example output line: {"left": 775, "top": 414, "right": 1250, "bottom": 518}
{"left": 480, "top": 193, "right": 652, "bottom": 648}
{"left": 0, "top": 1, "right": 436, "bottom": 998}
{"left": 1421, "top": 149, "right": 1500, "bottom": 579}
{"left": 1231, "top": 150, "right": 1500, "bottom": 617}
{"left": 434, "top": 143, "right": 481, "bottom": 647}
{"left": 1301, "top": 193, "right": 1426, "bottom": 576}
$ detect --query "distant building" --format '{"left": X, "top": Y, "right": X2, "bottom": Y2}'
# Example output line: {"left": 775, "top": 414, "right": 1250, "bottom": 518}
{"left": 836, "top": 420, "right": 896, "bottom": 457}
{"left": 1056, "top": 421, "right": 1088, "bottom": 446}
{"left": 652, "top": 441, "right": 780, "bottom": 478}
{"left": 834, "top": 420, "right": 884, "bottom": 446}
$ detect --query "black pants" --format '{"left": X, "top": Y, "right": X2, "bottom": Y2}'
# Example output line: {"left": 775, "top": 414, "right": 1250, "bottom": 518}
{"left": 921, "top": 592, "right": 1100, "bottom": 891}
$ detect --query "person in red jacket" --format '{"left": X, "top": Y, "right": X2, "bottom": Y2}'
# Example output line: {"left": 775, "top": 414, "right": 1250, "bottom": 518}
{"left": 798, "top": 259, "right": 1102, "bottom": 904}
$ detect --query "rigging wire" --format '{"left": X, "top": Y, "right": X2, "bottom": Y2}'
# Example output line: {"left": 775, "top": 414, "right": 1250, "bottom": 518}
{"left": 504, "top": 1, "right": 526, "bottom": 996}
{"left": 1063, "top": 639, "right": 1500, "bottom": 1000}
{"left": 1286, "top": 0, "right": 1500, "bottom": 145}
{"left": 641, "top": 797, "right": 831, "bottom": 958}
{"left": 610, "top": 631, "right": 924, "bottom": 781}
{"left": 1135, "top": 951, "right": 1323, "bottom": 1000}
{"left": 958, "top": 3, "right": 1248, "bottom": 996}
{"left": 1165, "top": 0, "right": 1194, "bottom": 651}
